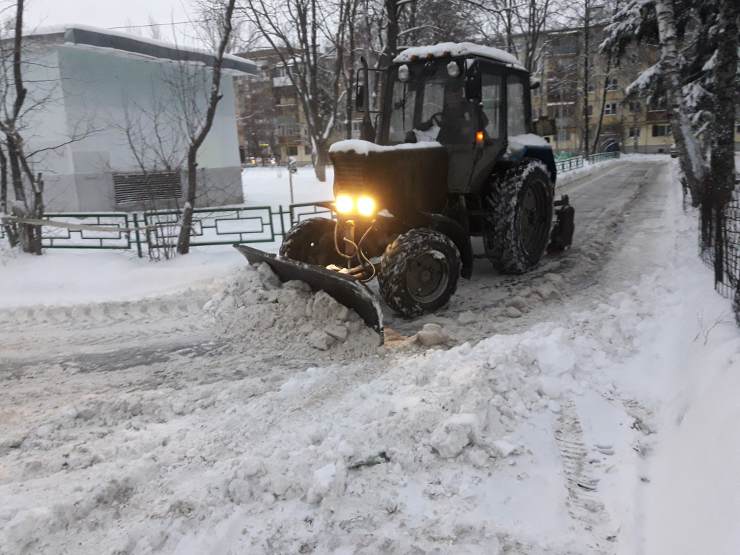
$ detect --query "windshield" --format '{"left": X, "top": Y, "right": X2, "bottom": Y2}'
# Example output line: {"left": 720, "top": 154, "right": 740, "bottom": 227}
{"left": 387, "top": 61, "right": 475, "bottom": 145}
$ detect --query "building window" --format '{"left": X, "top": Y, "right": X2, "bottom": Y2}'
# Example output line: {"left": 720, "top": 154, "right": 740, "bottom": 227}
{"left": 287, "top": 145, "right": 298, "bottom": 156}
{"left": 628, "top": 127, "right": 640, "bottom": 138}
{"left": 652, "top": 124, "right": 672, "bottom": 137}
{"left": 606, "top": 77, "right": 619, "bottom": 91}
{"left": 551, "top": 36, "right": 577, "bottom": 55}
{"left": 604, "top": 102, "right": 618, "bottom": 115}
{"left": 629, "top": 101, "right": 641, "bottom": 112}
{"left": 586, "top": 105, "right": 593, "bottom": 116}
{"left": 557, "top": 128, "right": 571, "bottom": 141}
{"left": 304, "top": 143, "right": 312, "bottom": 155}
{"left": 649, "top": 96, "right": 668, "bottom": 111}
{"left": 272, "top": 66, "right": 288, "bottom": 78}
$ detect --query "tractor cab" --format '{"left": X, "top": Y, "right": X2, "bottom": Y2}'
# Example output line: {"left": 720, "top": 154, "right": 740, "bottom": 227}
{"left": 357, "top": 43, "right": 555, "bottom": 195}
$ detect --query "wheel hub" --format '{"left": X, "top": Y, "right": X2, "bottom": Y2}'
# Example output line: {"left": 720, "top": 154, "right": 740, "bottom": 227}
{"left": 406, "top": 251, "right": 449, "bottom": 303}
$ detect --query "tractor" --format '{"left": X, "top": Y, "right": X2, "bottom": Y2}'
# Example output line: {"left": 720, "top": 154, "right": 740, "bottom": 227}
{"left": 236, "top": 42, "right": 573, "bottom": 340}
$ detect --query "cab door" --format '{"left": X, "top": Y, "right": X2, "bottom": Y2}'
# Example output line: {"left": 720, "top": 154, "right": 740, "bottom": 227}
{"left": 464, "top": 61, "right": 507, "bottom": 194}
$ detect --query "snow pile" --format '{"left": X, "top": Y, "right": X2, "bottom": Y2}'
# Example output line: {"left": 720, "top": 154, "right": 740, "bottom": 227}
{"left": 204, "top": 262, "right": 379, "bottom": 357}
{"left": 394, "top": 42, "right": 524, "bottom": 70}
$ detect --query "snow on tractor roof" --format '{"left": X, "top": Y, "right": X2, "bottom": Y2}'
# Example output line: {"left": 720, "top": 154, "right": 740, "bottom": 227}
{"left": 329, "top": 139, "right": 444, "bottom": 155}
{"left": 394, "top": 42, "right": 525, "bottom": 70}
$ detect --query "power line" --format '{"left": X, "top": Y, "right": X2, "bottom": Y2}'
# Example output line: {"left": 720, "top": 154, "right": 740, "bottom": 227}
{"left": 106, "top": 19, "right": 210, "bottom": 31}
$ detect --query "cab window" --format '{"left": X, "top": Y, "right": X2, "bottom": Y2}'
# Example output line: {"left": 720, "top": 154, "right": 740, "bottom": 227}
{"left": 507, "top": 74, "right": 527, "bottom": 136}
{"left": 481, "top": 72, "right": 502, "bottom": 138}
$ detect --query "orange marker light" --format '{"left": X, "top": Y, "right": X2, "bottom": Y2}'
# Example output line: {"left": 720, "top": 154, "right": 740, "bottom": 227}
{"left": 475, "top": 130, "right": 485, "bottom": 144}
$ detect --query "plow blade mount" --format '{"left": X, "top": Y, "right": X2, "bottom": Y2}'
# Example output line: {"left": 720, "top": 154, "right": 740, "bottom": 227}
{"left": 234, "top": 244, "right": 384, "bottom": 343}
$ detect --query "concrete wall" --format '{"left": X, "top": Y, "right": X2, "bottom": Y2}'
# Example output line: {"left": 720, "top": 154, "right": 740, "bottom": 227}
{"left": 13, "top": 40, "right": 245, "bottom": 212}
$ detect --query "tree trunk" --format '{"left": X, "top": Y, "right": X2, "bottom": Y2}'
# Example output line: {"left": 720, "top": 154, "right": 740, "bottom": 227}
{"left": 581, "top": 0, "right": 591, "bottom": 157}
{"left": 0, "top": 145, "right": 7, "bottom": 214}
{"left": 175, "top": 0, "right": 235, "bottom": 255}
{"left": 31, "top": 173, "right": 43, "bottom": 255}
{"left": 314, "top": 140, "right": 329, "bottom": 182}
{"left": 708, "top": 0, "right": 738, "bottom": 282}
{"left": 654, "top": 0, "right": 706, "bottom": 206}
{"left": 709, "top": 0, "right": 738, "bottom": 205}
{"left": 592, "top": 55, "right": 613, "bottom": 153}
{"left": 177, "top": 149, "right": 198, "bottom": 255}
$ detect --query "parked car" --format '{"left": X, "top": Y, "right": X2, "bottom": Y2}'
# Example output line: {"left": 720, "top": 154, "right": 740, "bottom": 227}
{"left": 670, "top": 143, "right": 678, "bottom": 158}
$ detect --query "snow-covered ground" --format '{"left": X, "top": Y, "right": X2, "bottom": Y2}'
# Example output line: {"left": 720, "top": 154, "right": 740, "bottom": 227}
{"left": 242, "top": 165, "right": 334, "bottom": 208}
{"left": 2, "top": 156, "right": 740, "bottom": 554}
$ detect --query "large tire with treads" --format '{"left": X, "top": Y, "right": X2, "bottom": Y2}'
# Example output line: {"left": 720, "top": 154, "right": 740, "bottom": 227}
{"left": 279, "top": 218, "right": 344, "bottom": 267}
{"left": 378, "top": 228, "right": 461, "bottom": 318}
{"left": 483, "top": 161, "right": 554, "bottom": 274}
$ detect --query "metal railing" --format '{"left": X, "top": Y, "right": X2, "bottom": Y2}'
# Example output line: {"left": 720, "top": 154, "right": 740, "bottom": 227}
{"left": 22, "top": 202, "right": 331, "bottom": 257}
{"left": 556, "top": 156, "right": 584, "bottom": 173}
{"left": 4, "top": 151, "right": 623, "bottom": 256}
{"left": 555, "top": 151, "right": 620, "bottom": 174}
{"left": 587, "top": 151, "right": 621, "bottom": 164}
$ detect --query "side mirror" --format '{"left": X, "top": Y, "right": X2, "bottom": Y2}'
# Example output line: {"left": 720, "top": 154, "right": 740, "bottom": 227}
{"left": 533, "top": 117, "right": 555, "bottom": 137}
{"left": 465, "top": 61, "right": 481, "bottom": 101}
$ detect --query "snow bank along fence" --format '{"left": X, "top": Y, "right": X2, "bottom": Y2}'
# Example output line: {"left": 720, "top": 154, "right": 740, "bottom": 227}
{"left": 699, "top": 173, "right": 740, "bottom": 313}
{"left": 0, "top": 152, "right": 621, "bottom": 254}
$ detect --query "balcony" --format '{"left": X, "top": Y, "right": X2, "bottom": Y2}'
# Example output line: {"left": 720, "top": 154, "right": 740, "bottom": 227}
{"left": 272, "top": 76, "right": 292, "bottom": 87}
{"left": 646, "top": 110, "right": 671, "bottom": 123}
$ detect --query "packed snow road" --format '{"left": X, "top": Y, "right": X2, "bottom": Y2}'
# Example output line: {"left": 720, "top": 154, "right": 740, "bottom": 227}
{"left": 3, "top": 157, "right": 732, "bottom": 554}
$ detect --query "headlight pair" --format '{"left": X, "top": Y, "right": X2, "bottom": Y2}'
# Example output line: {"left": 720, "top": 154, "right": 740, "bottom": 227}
{"left": 334, "top": 194, "right": 376, "bottom": 218}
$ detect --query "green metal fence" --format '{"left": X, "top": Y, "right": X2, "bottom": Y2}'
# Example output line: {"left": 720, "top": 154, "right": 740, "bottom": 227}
{"left": 3, "top": 151, "right": 623, "bottom": 255}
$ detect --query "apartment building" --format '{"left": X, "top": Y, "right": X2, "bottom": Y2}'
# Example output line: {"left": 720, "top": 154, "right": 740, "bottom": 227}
{"left": 522, "top": 25, "right": 677, "bottom": 154}
{"left": 234, "top": 49, "right": 313, "bottom": 166}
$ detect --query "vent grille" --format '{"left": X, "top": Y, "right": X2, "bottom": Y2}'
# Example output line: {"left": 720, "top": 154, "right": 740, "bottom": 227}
{"left": 113, "top": 171, "right": 181, "bottom": 205}
{"left": 332, "top": 153, "right": 367, "bottom": 188}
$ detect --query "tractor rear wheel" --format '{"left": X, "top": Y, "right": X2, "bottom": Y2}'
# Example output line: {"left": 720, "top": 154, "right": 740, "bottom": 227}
{"left": 378, "top": 228, "right": 461, "bottom": 318}
{"left": 483, "top": 161, "right": 554, "bottom": 274}
{"left": 279, "top": 218, "right": 345, "bottom": 267}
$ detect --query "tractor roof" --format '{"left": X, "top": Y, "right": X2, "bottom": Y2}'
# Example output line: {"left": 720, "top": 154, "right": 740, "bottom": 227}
{"left": 394, "top": 42, "right": 525, "bottom": 71}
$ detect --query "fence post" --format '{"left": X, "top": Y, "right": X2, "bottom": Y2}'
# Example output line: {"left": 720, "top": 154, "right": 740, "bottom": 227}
{"left": 278, "top": 204, "right": 286, "bottom": 238}
{"left": 133, "top": 213, "right": 143, "bottom": 258}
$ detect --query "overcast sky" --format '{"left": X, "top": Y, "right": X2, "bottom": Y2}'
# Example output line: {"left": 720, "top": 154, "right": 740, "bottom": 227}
{"left": 26, "top": 0, "right": 200, "bottom": 44}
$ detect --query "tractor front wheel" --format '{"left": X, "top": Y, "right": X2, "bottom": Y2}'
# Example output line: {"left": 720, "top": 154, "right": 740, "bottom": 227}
{"left": 279, "top": 218, "right": 345, "bottom": 267}
{"left": 378, "top": 228, "right": 461, "bottom": 318}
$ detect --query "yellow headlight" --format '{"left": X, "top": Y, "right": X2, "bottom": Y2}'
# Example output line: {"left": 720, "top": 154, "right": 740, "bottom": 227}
{"left": 357, "top": 196, "right": 376, "bottom": 218}
{"left": 335, "top": 194, "right": 354, "bottom": 214}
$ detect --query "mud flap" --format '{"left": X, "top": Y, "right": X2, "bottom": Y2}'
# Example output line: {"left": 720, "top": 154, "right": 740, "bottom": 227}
{"left": 548, "top": 194, "right": 575, "bottom": 253}
{"left": 234, "top": 245, "right": 384, "bottom": 344}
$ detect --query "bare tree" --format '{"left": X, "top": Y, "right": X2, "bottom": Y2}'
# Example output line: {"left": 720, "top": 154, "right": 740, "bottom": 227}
{"left": 0, "top": 0, "right": 47, "bottom": 253}
{"left": 0, "top": 1, "right": 99, "bottom": 253}
{"left": 176, "top": 0, "right": 237, "bottom": 255}
{"left": 243, "top": 0, "right": 354, "bottom": 182}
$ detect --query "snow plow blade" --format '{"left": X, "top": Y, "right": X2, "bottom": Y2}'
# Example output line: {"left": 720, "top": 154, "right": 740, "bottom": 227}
{"left": 233, "top": 244, "right": 384, "bottom": 343}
